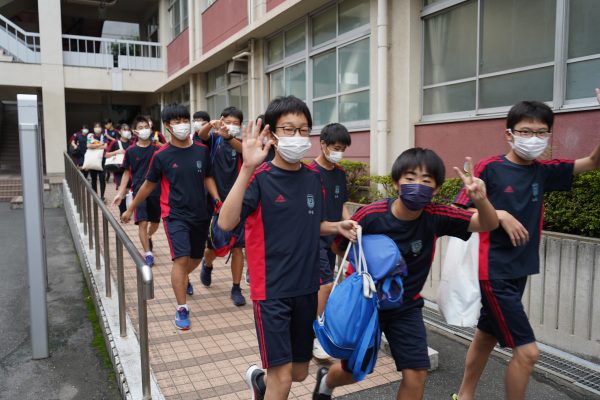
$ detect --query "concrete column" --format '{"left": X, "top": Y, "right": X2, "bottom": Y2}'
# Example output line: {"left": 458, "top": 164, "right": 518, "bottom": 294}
{"left": 158, "top": 0, "right": 170, "bottom": 72}
{"left": 188, "top": 0, "right": 195, "bottom": 62}
{"left": 249, "top": 38, "right": 265, "bottom": 120}
{"left": 252, "top": 0, "right": 267, "bottom": 21}
{"left": 189, "top": 74, "right": 196, "bottom": 113}
{"left": 38, "top": 0, "right": 66, "bottom": 174}
{"left": 196, "top": 72, "right": 208, "bottom": 113}
{"left": 386, "top": 0, "right": 421, "bottom": 168}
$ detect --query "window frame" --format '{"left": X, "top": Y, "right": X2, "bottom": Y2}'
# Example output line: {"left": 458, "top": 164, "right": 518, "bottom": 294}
{"left": 420, "top": 0, "right": 600, "bottom": 123}
{"left": 264, "top": 1, "right": 371, "bottom": 133}
{"left": 205, "top": 66, "right": 250, "bottom": 122}
{"left": 168, "top": 0, "right": 189, "bottom": 40}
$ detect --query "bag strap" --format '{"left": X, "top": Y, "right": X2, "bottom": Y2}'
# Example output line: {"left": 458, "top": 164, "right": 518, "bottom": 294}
{"left": 117, "top": 140, "right": 123, "bottom": 151}
{"left": 380, "top": 275, "right": 404, "bottom": 304}
{"left": 333, "top": 239, "right": 354, "bottom": 290}
{"left": 347, "top": 302, "right": 380, "bottom": 381}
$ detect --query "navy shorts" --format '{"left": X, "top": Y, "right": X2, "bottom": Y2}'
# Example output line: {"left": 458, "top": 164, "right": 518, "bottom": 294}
{"left": 134, "top": 196, "right": 161, "bottom": 224}
{"left": 478, "top": 278, "right": 535, "bottom": 348}
{"left": 163, "top": 217, "right": 209, "bottom": 260}
{"left": 253, "top": 293, "right": 318, "bottom": 369}
{"left": 319, "top": 247, "right": 335, "bottom": 285}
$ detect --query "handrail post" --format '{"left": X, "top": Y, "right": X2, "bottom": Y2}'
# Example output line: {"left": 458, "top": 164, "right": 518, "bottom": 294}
{"left": 103, "top": 215, "right": 111, "bottom": 298}
{"left": 86, "top": 191, "right": 93, "bottom": 250}
{"left": 137, "top": 266, "right": 152, "bottom": 400}
{"left": 94, "top": 202, "right": 100, "bottom": 270}
{"left": 82, "top": 182, "right": 88, "bottom": 233}
{"left": 116, "top": 236, "right": 127, "bottom": 337}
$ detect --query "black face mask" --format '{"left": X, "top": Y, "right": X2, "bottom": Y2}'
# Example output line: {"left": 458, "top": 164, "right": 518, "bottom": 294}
{"left": 399, "top": 184, "right": 434, "bottom": 211}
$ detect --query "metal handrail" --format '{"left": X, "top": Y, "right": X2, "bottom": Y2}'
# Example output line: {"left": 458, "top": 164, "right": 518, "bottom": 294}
{"left": 0, "top": 13, "right": 41, "bottom": 63}
{"left": 63, "top": 152, "right": 154, "bottom": 399}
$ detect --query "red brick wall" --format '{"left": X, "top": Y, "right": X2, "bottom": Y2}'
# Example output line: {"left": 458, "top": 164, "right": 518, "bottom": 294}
{"left": 267, "top": 0, "right": 286, "bottom": 12}
{"left": 167, "top": 28, "right": 189, "bottom": 76}
{"left": 415, "top": 109, "right": 600, "bottom": 177}
{"left": 202, "top": 0, "right": 248, "bottom": 53}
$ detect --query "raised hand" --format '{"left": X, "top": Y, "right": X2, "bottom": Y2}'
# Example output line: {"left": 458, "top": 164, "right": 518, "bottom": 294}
{"left": 454, "top": 157, "right": 487, "bottom": 202}
{"left": 241, "top": 118, "right": 272, "bottom": 169}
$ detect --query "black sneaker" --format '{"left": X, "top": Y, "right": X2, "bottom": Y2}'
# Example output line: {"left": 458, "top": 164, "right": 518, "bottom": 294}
{"left": 200, "top": 260, "right": 213, "bottom": 287}
{"left": 148, "top": 237, "right": 153, "bottom": 252}
{"left": 313, "top": 367, "right": 331, "bottom": 400}
{"left": 187, "top": 281, "right": 194, "bottom": 296}
{"left": 245, "top": 365, "right": 266, "bottom": 400}
{"left": 231, "top": 285, "right": 246, "bottom": 306}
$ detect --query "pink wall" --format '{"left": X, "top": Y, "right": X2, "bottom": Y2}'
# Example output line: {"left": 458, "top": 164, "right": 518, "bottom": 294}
{"left": 267, "top": 0, "right": 286, "bottom": 12}
{"left": 167, "top": 28, "right": 189, "bottom": 76}
{"left": 202, "top": 0, "right": 248, "bottom": 53}
{"left": 415, "top": 109, "right": 600, "bottom": 178}
{"left": 305, "top": 131, "right": 371, "bottom": 164}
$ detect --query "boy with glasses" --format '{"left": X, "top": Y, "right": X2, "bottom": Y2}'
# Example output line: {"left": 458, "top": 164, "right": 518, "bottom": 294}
{"left": 453, "top": 99, "right": 600, "bottom": 400}
{"left": 218, "top": 96, "right": 358, "bottom": 400}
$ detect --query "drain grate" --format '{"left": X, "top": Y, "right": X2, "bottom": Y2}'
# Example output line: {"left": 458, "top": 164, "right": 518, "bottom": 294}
{"left": 422, "top": 307, "right": 600, "bottom": 396}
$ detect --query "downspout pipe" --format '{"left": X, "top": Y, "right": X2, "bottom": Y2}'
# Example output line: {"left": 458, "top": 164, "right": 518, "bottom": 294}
{"left": 376, "top": 0, "right": 388, "bottom": 177}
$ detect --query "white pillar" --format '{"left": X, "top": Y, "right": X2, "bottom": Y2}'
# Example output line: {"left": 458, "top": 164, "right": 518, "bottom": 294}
{"left": 38, "top": 0, "right": 67, "bottom": 174}
{"left": 376, "top": 0, "right": 389, "bottom": 177}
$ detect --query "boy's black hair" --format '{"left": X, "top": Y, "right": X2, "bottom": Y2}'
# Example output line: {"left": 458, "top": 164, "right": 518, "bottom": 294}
{"left": 320, "top": 123, "right": 351, "bottom": 147}
{"left": 81, "top": 124, "right": 88, "bottom": 129}
{"left": 193, "top": 111, "right": 211, "bottom": 121}
{"left": 221, "top": 106, "right": 243, "bottom": 123}
{"left": 103, "top": 118, "right": 113, "bottom": 125}
{"left": 120, "top": 123, "right": 130, "bottom": 130}
{"left": 161, "top": 103, "right": 190, "bottom": 123}
{"left": 506, "top": 101, "right": 554, "bottom": 131}
{"left": 391, "top": 147, "right": 446, "bottom": 188}
{"left": 132, "top": 115, "right": 149, "bottom": 130}
{"left": 263, "top": 96, "right": 312, "bottom": 131}
{"left": 93, "top": 121, "right": 102, "bottom": 128}
{"left": 142, "top": 114, "right": 154, "bottom": 126}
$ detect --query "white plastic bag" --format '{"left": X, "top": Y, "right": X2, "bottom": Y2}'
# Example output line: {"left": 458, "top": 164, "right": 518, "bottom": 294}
{"left": 436, "top": 233, "right": 480, "bottom": 327}
{"left": 82, "top": 148, "right": 104, "bottom": 171}
{"left": 125, "top": 190, "right": 133, "bottom": 209}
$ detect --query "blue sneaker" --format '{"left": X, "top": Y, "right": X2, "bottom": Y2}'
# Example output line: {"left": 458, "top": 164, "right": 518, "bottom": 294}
{"left": 200, "top": 260, "right": 213, "bottom": 287}
{"left": 187, "top": 281, "right": 194, "bottom": 296}
{"left": 145, "top": 254, "right": 154, "bottom": 267}
{"left": 175, "top": 307, "right": 190, "bottom": 330}
{"left": 231, "top": 285, "right": 246, "bottom": 306}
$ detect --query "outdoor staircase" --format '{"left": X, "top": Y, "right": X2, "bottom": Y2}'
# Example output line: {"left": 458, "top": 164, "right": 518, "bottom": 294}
{"left": 0, "top": 48, "right": 12, "bottom": 62}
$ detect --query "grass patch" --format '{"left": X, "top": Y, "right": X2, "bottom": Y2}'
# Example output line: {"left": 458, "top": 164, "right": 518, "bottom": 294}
{"left": 83, "top": 284, "right": 116, "bottom": 383}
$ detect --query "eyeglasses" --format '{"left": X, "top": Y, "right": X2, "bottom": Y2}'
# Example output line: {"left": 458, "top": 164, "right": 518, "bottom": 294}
{"left": 508, "top": 128, "right": 552, "bottom": 139}
{"left": 275, "top": 126, "right": 312, "bottom": 137}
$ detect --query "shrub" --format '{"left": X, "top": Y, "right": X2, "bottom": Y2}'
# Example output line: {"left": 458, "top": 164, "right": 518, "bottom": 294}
{"left": 432, "top": 178, "right": 463, "bottom": 205}
{"left": 339, "top": 160, "right": 369, "bottom": 203}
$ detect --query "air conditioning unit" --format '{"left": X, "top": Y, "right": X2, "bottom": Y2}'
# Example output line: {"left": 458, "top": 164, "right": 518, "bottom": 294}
{"left": 227, "top": 60, "right": 247, "bottom": 74}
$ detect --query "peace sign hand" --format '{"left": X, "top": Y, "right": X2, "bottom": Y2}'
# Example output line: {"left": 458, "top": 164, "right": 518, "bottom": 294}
{"left": 454, "top": 157, "right": 487, "bottom": 202}
{"left": 241, "top": 118, "right": 273, "bottom": 169}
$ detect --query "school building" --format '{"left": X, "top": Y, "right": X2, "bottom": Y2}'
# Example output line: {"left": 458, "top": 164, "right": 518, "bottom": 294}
{"left": 0, "top": 0, "right": 598, "bottom": 177}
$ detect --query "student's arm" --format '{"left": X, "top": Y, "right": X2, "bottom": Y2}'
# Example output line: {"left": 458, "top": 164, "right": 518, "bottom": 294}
{"left": 121, "top": 180, "right": 156, "bottom": 223}
{"left": 574, "top": 142, "right": 600, "bottom": 174}
{"left": 105, "top": 143, "right": 126, "bottom": 158}
{"left": 219, "top": 119, "right": 272, "bottom": 231}
{"left": 320, "top": 220, "right": 358, "bottom": 242}
{"left": 198, "top": 121, "right": 215, "bottom": 141}
{"left": 112, "top": 170, "right": 130, "bottom": 206}
{"left": 454, "top": 157, "right": 498, "bottom": 232}
{"left": 342, "top": 203, "right": 351, "bottom": 220}
{"left": 227, "top": 138, "right": 242, "bottom": 153}
{"left": 205, "top": 176, "right": 220, "bottom": 204}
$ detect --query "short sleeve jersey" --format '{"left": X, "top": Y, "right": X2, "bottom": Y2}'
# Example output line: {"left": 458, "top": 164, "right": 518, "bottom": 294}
{"left": 107, "top": 139, "right": 133, "bottom": 155}
{"left": 310, "top": 161, "right": 348, "bottom": 247}
{"left": 454, "top": 155, "right": 574, "bottom": 280}
{"left": 122, "top": 143, "right": 160, "bottom": 196}
{"left": 208, "top": 133, "right": 242, "bottom": 200}
{"left": 105, "top": 128, "right": 120, "bottom": 140}
{"left": 336, "top": 199, "right": 472, "bottom": 305}
{"left": 242, "top": 162, "right": 325, "bottom": 300}
{"left": 74, "top": 132, "right": 88, "bottom": 154}
{"left": 145, "top": 143, "right": 213, "bottom": 222}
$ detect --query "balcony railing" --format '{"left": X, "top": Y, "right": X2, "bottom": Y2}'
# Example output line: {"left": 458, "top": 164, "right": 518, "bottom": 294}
{"left": 62, "top": 34, "right": 163, "bottom": 71}
{"left": 0, "top": 13, "right": 40, "bottom": 63}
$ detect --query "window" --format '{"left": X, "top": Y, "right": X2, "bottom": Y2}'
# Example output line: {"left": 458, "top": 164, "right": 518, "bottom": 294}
{"left": 421, "top": 0, "right": 599, "bottom": 119}
{"left": 169, "top": 0, "right": 188, "bottom": 39}
{"left": 166, "top": 84, "right": 190, "bottom": 108}
{"left": 266, "top": 0, "right": 370, "bottom": 130}
{"left": 206, "top": 64, "right": 249, "bottom": 122}
{"left": 202, "top": 0, "right": 217, "bottom": 12}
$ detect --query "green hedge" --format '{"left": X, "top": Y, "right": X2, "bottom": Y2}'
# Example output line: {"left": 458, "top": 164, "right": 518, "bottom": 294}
{"left": 340, "top": 161, "right": 600, "bottom": 238}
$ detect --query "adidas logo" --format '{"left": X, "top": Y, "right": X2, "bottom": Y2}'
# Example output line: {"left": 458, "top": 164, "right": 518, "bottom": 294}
{"left": 504, "top": 185, "right": 514, "bottom": 193}
{"left": 275, "top": 195, "right": 286, "bottom": 203}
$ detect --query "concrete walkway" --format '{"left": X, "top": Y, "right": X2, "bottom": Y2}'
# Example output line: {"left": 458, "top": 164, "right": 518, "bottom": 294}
{"left": 0, "top": 202, "right": 120, "bottom": 400}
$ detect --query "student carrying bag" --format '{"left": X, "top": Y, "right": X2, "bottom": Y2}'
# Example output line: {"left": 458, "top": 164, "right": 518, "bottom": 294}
{"left": 313, "top": 227, "right": 380, "bottom": 381}
{"left": 82, "top": 148, "right": 104, "bottom": 171}
{"left": 104, "top": 141, "right": 125, "bottom": 173}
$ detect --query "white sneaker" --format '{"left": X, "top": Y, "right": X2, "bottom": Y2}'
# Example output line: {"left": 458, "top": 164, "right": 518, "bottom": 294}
{"left": 313, "top": 338, "right": 332, "bottom": 361}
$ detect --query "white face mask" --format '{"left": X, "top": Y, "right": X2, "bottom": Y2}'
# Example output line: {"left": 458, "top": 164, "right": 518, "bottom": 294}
{"left": 192, "top": 121, "right": 206, "bottom": 132}
{"left": 226, "top": 124, "right": 241, "bottom": 138}
{"left": 325, "top": 149, "right": 343, "bottom": 164}
{"left": 273, "top": 134, "right": 312, "bottom": 164}
{"left": 81, "top": 129, "right": 89, "bottom": 134}
{"left": 121, "top": 130, "right": 132, "bottom": 139}
{"left": 136, "top": 128, "right": 152, "bottom": 140}
{"left": 94, "top": 127, "right": 102, "bottom": 134}
{"left": 171, "top": 123, "right": 191, "bottom": 140}
{"left": 510, "top": 133, "right": 549, "bottom": 160}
